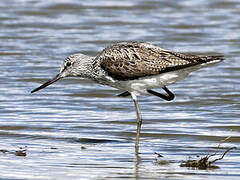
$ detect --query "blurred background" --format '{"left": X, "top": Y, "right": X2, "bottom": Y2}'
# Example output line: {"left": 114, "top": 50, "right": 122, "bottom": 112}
{"left": 0, "top": 0, "right": 239, "bottom": 179}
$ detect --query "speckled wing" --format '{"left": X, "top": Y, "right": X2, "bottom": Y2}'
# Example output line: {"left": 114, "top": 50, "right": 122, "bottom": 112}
{"left": 97, "top": 42, "right": 223, "bottom": 80}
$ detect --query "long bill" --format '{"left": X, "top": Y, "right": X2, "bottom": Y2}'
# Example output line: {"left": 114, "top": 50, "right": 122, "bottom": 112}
{"left": 31, "top": 73, "right": 63, "bottom": 93}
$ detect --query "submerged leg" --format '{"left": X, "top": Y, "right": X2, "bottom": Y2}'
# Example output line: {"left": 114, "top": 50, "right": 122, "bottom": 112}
{"left": 131, "top": 93, "right": 142, "bottom": 154}
{"left": 147, "top": 86, "right": 175, "bottom": 101}
{"left": 117, "top": 91, "right": 130, "bottom": 97}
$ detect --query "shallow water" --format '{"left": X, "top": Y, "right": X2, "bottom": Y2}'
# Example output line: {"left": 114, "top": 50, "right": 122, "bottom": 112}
{"left": 0, "top": 0, "right": 240, "bottom": 179}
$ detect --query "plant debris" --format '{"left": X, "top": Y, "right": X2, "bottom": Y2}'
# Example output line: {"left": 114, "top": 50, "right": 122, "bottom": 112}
{"left": 50, "top": 147, "right": 58, "bottom": 150}
{"left": 154, "top": 152, "right": 171, "bottom": 165}
{"left": 0, "top": 147, "right": 27, "bottom": 157}
{"left": 180, "top": 136, "right": 236, "bottom": 169}
{"left": 15, "top": 149, "right": 27, "bottom": 156}
{"left": 81, "top": 146, "right": 86, "bottom": 150}
{"left": 180, "top": 147, "right": 236, "bottom": 169}
{"left": 0, "top": 149, "right": 9, "bottom": 153}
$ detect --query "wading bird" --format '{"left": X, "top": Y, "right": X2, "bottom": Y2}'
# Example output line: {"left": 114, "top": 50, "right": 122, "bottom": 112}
{"left": 31, "top": 42, "right": 224, "bottom": 153}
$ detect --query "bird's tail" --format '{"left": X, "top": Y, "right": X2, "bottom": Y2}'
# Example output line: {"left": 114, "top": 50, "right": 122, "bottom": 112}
{"left": 201, "top": 55, "right": 224, "bottom": 64}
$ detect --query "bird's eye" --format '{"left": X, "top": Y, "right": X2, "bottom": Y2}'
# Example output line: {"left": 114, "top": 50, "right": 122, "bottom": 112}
{"left": 66, "top": 62, "right": 71, "bottom": 67}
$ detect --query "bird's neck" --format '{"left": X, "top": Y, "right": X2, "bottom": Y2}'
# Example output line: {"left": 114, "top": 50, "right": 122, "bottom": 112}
{"left": 74, "top": 55, "right": 113, "bottom": 85}
{"left": 75, "top": 55, "right": 102, "bottom": 80}
{"left": 83, "top": 56, "right": 114, "bottom": 84}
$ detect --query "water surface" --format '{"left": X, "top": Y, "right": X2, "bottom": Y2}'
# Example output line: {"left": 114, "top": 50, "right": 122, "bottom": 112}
{"left": 0, "top": 0, "right": 240, "bottom": 179}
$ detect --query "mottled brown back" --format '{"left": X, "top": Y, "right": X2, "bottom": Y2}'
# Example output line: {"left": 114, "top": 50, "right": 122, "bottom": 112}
{"left": 97, "top": 42, "right": 223, "bottom": 80}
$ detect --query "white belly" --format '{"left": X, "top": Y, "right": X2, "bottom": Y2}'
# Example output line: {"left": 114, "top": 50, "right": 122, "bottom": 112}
{"left": 114, "top": 63, "right": 214, "bottom": 96}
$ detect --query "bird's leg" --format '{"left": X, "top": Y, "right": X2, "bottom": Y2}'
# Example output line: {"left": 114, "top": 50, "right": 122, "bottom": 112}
{"left": 117, "top": 91, "right": 131, "bottom": 97}
{"left": 131, "top": 93, "right": 142, "bottom": 154}
{"left": 147, "top": 86, "right": 175, "bottom": 101}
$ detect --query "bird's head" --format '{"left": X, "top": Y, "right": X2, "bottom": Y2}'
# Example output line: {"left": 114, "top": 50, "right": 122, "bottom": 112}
{"left": 31, "top": 53, "right": 92, "bottom": 93}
